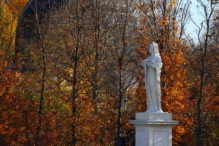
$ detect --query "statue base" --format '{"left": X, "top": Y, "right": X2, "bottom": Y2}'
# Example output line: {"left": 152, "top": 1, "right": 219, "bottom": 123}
{"left": 129, "top": 112, "right": 179, "bottom": 146}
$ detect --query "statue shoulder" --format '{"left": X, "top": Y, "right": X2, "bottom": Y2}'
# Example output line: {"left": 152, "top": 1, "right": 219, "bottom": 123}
{"left": 155, "top": 55, "right": 162, "bottom": 63}
{"left": 147, "top": 56, "right": 153, "bottom": 60}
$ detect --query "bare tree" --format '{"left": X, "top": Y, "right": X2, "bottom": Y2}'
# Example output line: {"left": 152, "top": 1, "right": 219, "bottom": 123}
{"left": 187, "top": 0, "right": 217, "bottom": 145}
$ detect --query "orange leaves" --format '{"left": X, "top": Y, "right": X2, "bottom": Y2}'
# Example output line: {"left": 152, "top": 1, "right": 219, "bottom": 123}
{"left": 0, "top": 1, "right": 28, "bottom": 70}
{"left": 161, "top": 19, "right": 169, "bottom": 25}
{"left": 176, "top": 126, "right": 185, "bottom": 135}
{"left": 135, "top": 0, "right": 194, "bottom": 144}
{"left": 172, "top": 0, "right": 178, "bottom": 6}
{"left": 6, "top": 0, "right": 29, "bottom": 14}
{"left": 2, "top": 0, "right": 211, "bottom": 145}
{"left": 135, "top": 5, "right": 139, "bottom": 9}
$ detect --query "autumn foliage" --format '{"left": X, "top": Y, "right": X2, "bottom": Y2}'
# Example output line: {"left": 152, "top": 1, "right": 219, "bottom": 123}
{"left": 0, "top": 0, "right": 219, "bottom": 145}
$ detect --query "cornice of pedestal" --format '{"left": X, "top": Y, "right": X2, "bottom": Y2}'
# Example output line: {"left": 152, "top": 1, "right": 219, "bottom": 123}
{"left": 129, "top": 119, "right": 179, "bottom": 126}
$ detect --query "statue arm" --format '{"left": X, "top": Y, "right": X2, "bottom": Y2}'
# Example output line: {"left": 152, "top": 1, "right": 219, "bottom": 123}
{"left": 146, "top": 61, "right": 162, "bottom": 68}
{"left": 141, "top": 59, "right": 152, "bottom": 67}
{"left": 146, "top": 56, "right": 162, "bottom": 68}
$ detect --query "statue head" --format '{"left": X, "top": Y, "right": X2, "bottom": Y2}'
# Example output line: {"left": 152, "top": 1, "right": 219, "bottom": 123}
{"left": 149, "top": 42, "right": 160, "bottom": 56}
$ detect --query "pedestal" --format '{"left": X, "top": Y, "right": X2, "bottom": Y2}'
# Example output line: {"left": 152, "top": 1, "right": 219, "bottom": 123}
{"left": 129, "top": 112, "right": 179, "bottom": 146}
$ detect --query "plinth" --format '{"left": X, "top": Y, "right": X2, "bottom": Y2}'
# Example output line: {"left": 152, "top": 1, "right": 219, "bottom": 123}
{"left": 129, "top": 112, "right": 179, "bottom": 146}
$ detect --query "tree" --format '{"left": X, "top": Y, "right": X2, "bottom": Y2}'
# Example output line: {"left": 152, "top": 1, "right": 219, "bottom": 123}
{"left": 186, "top": 0, "right": 219, "bottom": 145}
{"left": 0, "top": 1, "right": 34, "bottom": 145}
{"left": 135, "top": 0, "right": 194, "bottom": 145}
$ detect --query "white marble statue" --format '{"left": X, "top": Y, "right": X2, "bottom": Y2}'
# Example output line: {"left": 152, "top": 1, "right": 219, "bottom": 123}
{"left": 141, "top": 42, "right": 163, "bottom": 113}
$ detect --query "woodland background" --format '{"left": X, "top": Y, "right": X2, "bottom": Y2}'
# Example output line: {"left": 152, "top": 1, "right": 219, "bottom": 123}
{"left": 0, "top": 0, "right": 219, "bottom": 145}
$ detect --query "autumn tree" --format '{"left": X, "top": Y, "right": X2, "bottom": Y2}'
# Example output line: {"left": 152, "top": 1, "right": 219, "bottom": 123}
{"left": 185, "top": 0, "right": 219, "bottom": 145}
{"left": 4, "top": 0, "right": 218, "bottom": 145}
{"left": 0, "top": 0, "right": 32, "bottom": 145}
{"left": 15, "top": 0, "right": 138, "bottom": 145}
{"left": 135, "top": 0, "right": 194, "bottom": 145}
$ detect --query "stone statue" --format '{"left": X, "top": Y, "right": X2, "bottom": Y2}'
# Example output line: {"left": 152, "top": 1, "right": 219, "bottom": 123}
{"left": 141, "top": 42, "right": 163, "bottom": 113}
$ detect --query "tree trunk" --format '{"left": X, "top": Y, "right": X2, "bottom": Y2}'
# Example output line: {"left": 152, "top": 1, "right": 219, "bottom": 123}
{"left": 71, "top": 1, "right": 80, "bottom": 145}
{"left": 35, "top": 0, "right": 46, "bottom": 145}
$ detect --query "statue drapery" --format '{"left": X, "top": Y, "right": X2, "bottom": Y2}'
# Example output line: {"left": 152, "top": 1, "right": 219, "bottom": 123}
{"left": 142, "top": 42, "right": 163, "bottom": 113}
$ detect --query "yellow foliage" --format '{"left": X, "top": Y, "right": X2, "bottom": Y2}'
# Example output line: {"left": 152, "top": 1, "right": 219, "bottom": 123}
{"left": 172, "top": 0, "right": 177, "bottom": 6}
{"left": 0, "top": 0, "right": 29, "bottom": 67}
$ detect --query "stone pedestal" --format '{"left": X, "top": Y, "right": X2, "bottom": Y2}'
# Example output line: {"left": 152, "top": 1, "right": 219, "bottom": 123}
{"left": 129, "top": 112, "right": 179, "bottom": 146}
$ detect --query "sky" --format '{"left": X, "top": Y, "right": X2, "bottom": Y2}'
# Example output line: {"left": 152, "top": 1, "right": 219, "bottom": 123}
{"left": 185, "top": 0, "right": 216, "bottom": 43}
{"left": 186, "top": 0, "right": 201, "bottom": 43}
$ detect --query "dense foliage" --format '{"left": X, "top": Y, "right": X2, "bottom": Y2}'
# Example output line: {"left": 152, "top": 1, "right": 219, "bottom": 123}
{"left": 0, "top": 0, "right": 219, "bottom": 145}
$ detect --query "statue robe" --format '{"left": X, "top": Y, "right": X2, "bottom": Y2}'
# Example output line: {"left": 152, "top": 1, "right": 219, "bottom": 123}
{"left": 142, "top": 55, "right": 162, "bottom": 112}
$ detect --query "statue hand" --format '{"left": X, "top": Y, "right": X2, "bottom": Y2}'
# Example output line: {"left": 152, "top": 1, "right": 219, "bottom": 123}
{"left": 142, "top": 59, "right": 150, "bottom": 65}
{"left": 150, "top": 60, "right": 155, "bottom": 63}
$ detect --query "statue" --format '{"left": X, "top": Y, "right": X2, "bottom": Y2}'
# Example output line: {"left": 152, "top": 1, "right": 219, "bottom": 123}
{"left": 141, "top": 42, "right": 163, "bottom": 113}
